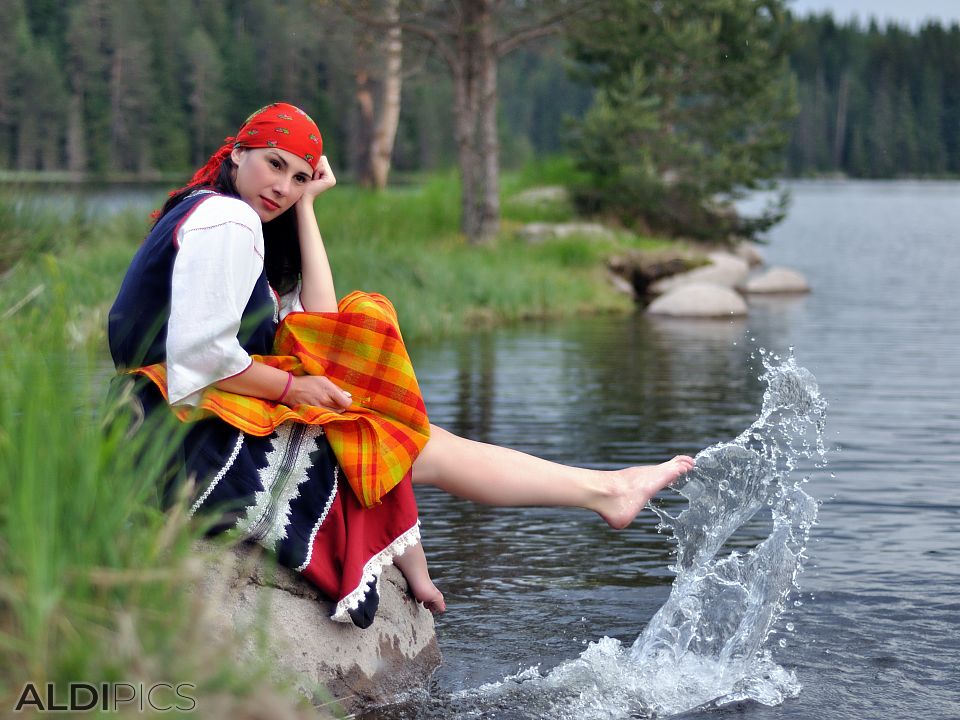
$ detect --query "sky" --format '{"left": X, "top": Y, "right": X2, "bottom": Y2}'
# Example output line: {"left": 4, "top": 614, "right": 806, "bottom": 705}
{"left": 789, "top": 0, "right": 960, "bottom": 28}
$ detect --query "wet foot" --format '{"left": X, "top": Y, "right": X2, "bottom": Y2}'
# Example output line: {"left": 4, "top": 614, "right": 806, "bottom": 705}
{"left": 596, "top": 455, "right": 695, "bottom": 529}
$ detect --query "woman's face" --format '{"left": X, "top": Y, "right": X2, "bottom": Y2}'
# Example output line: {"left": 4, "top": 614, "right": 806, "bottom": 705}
{"left": 230, "top": 147, "right": 313, "bottom": 222}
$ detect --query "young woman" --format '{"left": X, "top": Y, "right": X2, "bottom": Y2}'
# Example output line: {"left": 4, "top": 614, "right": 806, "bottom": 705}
{"left": 108, "top": 102, "right": 694, "bottom": 628}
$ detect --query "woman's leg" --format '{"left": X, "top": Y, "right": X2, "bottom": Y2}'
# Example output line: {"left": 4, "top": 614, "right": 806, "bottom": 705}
{"left": 412, "top": 424, "right": 694, "bottom": 529}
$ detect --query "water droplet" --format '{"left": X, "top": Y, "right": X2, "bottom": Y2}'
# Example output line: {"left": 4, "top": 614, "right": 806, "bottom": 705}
{"left": 786, "top": 622, "right": 795, "bottom": 632}
{"left": 794, "top": 600, "right": 803, "bottom": 606}
{"left": 778, "top": 639, "right": 787, "bottom": 648}
{"left": 709, "top": 505, "right": 717, "bottom": 514}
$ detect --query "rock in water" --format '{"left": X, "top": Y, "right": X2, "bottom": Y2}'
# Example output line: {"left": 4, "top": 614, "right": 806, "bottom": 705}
{"left": 649, "top": 252, "right": 750, "bottom": 295}
{"left": 194, "top": 541, "right": 441, "bottom": 713}
{"left": 743, "top": 267, "right": 810, "bottom": 294}
{"left": 646, "top": 283, "right": 748, "bottom": 318}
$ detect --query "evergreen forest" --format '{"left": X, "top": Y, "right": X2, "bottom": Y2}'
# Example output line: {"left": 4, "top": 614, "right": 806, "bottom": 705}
{"left": 1, "top": 1, "right": 958, "bottom": 181}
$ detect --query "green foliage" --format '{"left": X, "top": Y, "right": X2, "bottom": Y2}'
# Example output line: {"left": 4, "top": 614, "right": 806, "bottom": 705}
{"left": 0, "top": 195, "right": 91, "bottom": 274}
{"left": 0, "top": 253, "right": 340, "bottom": 716}
{"left": 0, "top": 278, "right": 327, "bottom": 716}
{"left": 567, "top": 0, "right": 797, "bottom": 241}
{"left": 786, "top": 14, "right": 960, "bottom": 177}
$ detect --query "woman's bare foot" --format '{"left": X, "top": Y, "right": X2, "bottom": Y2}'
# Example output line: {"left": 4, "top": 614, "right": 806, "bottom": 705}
{"left": 393, "top": 540, "right": 446, "bottom": 614}
{"left": 595, "top": 455, "right": 695, "bottom": 529}
{"left": 406, "top": 575, "right": 446, "bottom": 614}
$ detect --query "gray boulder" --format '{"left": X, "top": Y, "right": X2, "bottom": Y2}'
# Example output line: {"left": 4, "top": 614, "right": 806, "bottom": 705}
{"left": 518, "top": 222, "right": 616, "bottom": 244}
{"left": 194, "top": 541, "right": 441, "bottom": 713}
{"left": 646, "top": 283, "right": 748, "bottom": 318}
{"left": 743, "top": 266, "right": 810, "bottom": 294}
{"left": 649, "top": 252, "right": 750, "bottom": 295}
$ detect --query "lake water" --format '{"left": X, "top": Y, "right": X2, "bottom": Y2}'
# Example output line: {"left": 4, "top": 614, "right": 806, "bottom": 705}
{"left": 380, "top": 181, "right": 960, "bottom": 718}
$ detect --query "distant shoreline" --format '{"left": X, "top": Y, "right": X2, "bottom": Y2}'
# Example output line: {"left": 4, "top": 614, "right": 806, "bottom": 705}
{"left": 0, "top": 170, "right": 184, "bottom": 186}
{"left": 4, "top": 169, "right": 960, "bottom": 188}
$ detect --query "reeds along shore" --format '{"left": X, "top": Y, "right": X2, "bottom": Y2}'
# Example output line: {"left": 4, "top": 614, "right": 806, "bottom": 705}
{"left": 0, "top": 163, "right": 671, "bottom": 714}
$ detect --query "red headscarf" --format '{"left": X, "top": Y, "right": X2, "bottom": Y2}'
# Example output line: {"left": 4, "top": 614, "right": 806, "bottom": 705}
{"left": 156, "top": 102, "right": 323, "bottom": 218}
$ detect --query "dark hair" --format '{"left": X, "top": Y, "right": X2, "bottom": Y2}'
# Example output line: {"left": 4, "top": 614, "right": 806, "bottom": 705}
{"left": 155, "top": 157, "right": 302, "bottom": 295}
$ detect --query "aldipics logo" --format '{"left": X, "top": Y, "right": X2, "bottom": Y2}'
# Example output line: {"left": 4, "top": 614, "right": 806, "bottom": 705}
{"left": 12, "top": 682, "right": 197, "bottom": 713}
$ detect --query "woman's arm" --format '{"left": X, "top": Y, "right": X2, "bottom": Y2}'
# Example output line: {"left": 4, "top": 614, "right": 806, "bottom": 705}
{"left": 296, "top": 156, "right": 338, "bottom": 312}
{"left": 215, "top": 361, "right": 352, "bottom": 411}
{"left": 167, "top": 196, "right": 349, "bottom": 411}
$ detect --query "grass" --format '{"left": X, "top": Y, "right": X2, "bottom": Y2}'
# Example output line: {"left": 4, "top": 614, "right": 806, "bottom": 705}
{"left": 0, "top": 272, "right": 327, "bottom": 717}
{"left": 0, "top": 160, "right": 678, "bottom": 715}
{"left": 1, "top": 163, "right": 673, "bottom": 347}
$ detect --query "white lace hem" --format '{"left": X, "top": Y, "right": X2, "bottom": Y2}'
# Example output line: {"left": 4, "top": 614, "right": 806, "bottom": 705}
{"left": 330, "top": 520, "right": 421, "bottom": 624}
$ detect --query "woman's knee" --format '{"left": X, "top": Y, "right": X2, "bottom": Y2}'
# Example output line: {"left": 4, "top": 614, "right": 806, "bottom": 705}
{"left": 412, "top": 424, "right": 456, "bottom": 485}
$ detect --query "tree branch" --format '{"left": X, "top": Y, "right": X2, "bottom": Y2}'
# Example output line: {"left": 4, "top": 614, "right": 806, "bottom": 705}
{"left": 332, "top": 0, "right": 460, "bottom": 73}
{"left": 494, "top": 1, "right": 601, "bottom": 58}
{"left": 495, "top": 21, "right": 563, "bottom": 57}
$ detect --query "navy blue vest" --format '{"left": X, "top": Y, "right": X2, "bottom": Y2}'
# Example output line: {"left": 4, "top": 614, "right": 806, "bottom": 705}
{"left": 108, "top": 192, "right": 277, "bottom": 369}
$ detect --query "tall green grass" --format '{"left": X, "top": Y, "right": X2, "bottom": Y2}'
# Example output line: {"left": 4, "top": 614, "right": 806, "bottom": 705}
{"left": 0, "top": 266, "right": 328, "bottom": 717}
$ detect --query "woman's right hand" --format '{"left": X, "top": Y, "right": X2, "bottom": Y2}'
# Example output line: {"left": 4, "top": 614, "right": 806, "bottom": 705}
{"left": 285, "top": 374, "right": 352, "bottom": 412}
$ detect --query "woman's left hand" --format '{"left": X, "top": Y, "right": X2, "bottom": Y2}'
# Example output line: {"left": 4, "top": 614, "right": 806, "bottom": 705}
{"left": 299, "top": 155, "right": 336, "bottom": 204}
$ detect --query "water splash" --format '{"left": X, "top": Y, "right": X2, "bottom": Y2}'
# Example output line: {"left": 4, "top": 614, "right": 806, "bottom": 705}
{"left": 463, "top": 353, "right": 827, "bottom": 718}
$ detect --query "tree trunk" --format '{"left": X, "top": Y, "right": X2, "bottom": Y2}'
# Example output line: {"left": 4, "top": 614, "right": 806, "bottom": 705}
{"left": 67, "top": 92, "right": 86, "bottom": 175}
{"left": 454, "top": 60, "right": 482, "bottom": 241}
{"left": 353, "top": 16, "right": 376, "bottom": 186}
{"left": 369, "top": 0, "right": 402, "bottom": 190}
{"left": 453, "top": 0, "right": 496, "bottom": 244}
{"left": 16, "top": 121, "right": 37, "bottom": 170}
{"left": 109, "top": 44, "right": 126, "bottom": 172}
{"left": 832, "top": 71, "right": 850, "bottom": 168}
{"left": 477, "top": 5, "right": 499, "bottom": 243}
{"left": 355, "top": 61, "right": 376, "bottom": 186}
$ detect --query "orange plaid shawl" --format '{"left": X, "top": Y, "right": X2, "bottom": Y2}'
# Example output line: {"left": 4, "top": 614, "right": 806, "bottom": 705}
{"left": 134, "top": 291, "right": 430, "bottom": 508}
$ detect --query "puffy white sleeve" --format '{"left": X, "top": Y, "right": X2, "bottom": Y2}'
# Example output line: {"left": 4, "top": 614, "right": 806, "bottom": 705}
{"left": 166, "top": 197, "right": 265, "bottom": 406}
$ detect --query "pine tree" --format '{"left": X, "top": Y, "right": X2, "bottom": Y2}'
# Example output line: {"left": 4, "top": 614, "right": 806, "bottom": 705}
{"left": 569, "top": 0, "right": 797, "bottom": 241}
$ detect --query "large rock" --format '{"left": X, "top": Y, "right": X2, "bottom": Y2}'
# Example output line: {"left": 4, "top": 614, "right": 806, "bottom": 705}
{"left": 646, "top": 283, "right": 748, "bottom": 318}
{"left": 606, "top": 249, "right": 707, "bottom": 297}
{"left": 194, "top": 541, "right": 441, "bottom": 713}
{"left": 518, "top": 222, "right": 616, "bottom": 244}
{"left": 649, "top": 251, "right": 750, "bottom": 295}
{"left": 742, "top": 266, "right": 810, "bottom": 294}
